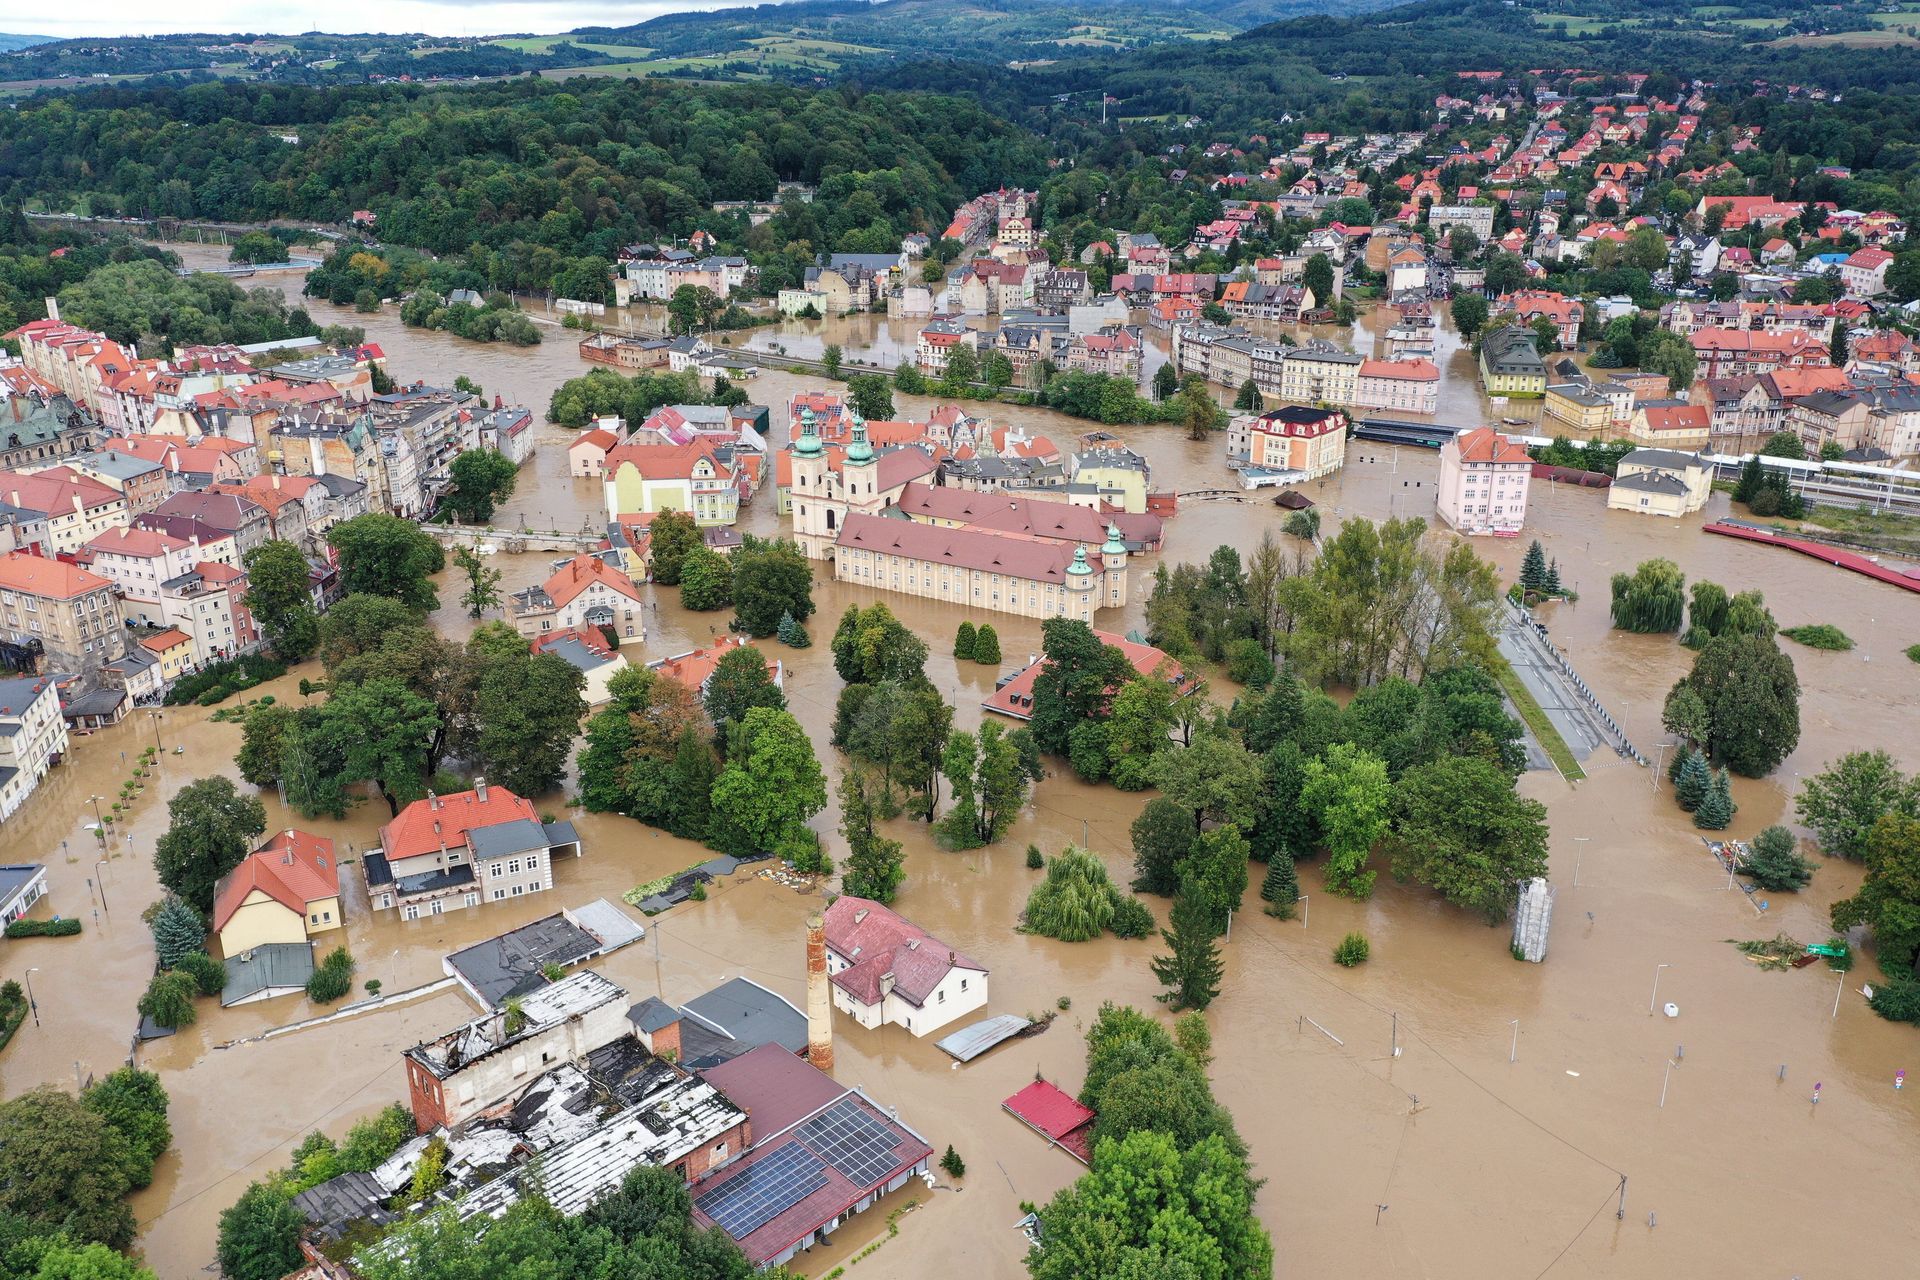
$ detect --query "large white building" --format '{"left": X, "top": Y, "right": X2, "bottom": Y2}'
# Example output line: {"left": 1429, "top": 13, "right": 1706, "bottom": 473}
{"left": 1436, "top": 427, "right": 1531, "bottom": 536}
{"left": 0, "top": 674, "right": 66, "bottom": 821}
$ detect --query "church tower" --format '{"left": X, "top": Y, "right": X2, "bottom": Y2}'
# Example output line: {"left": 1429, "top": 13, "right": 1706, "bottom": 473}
{"left": 1100, "top": 523, "right": 1129, "bottom": 608}
{"left": 843, "top": 412, "right": 881, "bottom": 519}
{"left": 790, "top": 406, "right": 831, "bottom": 558}
{"left": 1065, "top": 544, "right": 1097, "bottom": 620}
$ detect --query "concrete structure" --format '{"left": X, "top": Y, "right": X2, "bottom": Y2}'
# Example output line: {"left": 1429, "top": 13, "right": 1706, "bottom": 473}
{"left": 601, "top": 438, "right": 742, "bottom": 527}
{"left": 806, "top": 912, "right": 834, "bottom": 1073}
{"left": 1511, "top": 876, "right": 1554, "bottom": 963}
{"left": 1437, "top": 427, "right": 1531, "bottom": 536}
{"left": 821, "top": 896, "right": 987, "bottom": 1038}
{"left": 211, "top": 829, "right": 342, "bottom": 958}
{"left": 1607, "top": 448, "right": 1713, "bottom": 517}
{"left": 0, "top": 674, "right": 65, "bottom": 822}
{"left": 628, "top": 975, "right": 809, "bottom": 1071}
{"left": 364, "top": 779, "right": 583, "bottom": 917}
{"left": 568, "top": 425, "right": 619, "bottom": 478}
{"left": 0, "top": 863, "right": 50, "bottom": 928}
{"left": 787, "top": 411, "right": 938, "bottom": 560}
{"left": 404, "top": 970, "right": 633, "bottom": 1131}
{"left": 509, "top": 553, "right": 647, "bottom": 643}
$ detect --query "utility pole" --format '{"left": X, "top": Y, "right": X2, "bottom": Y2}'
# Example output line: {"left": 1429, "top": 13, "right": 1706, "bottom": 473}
{"left": 1616, "top": 1175, "right": 1628, "bottom": 1220}
{"left": 652, "top": 927, "right": 663, "bottom": 998}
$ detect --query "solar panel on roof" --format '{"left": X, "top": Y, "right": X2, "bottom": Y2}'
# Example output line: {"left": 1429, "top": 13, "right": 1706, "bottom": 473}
{"left": 796, "top": 1097, "right": 904, "bottom": 1188}
{"left": 695, "top": 1144, "right": 828, "bottom": 1241}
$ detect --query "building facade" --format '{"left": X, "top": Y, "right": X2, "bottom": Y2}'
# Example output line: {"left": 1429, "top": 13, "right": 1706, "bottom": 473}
{"left": 1436, "top": 427, "right": 1531, "bottom": 535}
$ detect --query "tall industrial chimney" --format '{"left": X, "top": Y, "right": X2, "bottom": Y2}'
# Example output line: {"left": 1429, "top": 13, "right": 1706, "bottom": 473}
{"left": 806, "top": 912, "right": 834, "bottom": 1073}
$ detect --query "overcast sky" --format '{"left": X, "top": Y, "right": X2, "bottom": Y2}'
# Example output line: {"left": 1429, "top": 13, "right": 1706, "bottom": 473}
{"left": 8, "top": 1, "right": 776, "bottom": 41}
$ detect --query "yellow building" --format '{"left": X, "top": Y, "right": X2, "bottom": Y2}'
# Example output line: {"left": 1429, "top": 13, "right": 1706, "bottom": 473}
{"left": 211, "top": 829, "right": 342, "bottom": 956}
{"left": 1069, "top": 448, "right": 1151, "bottom": 513}
{"left": 1544, "top": 382, "right": 1612, "bottom": 434}
{"left": 833, "top": 513, "right": 1126, "bottom": 619}
{"left": 1478, "top": 325, "right": 1548, "bottom": 398}
{"left": 1607, "top": 448, "right": 1713, "bottom": 517}
{"left": 138, "top": 628, "right": 195, "bottom": 684}
{"left": 1628, "top": 404, "right": 1711, "bottom": 450}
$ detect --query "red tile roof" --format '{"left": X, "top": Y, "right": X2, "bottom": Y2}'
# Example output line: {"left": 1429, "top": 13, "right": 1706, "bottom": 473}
{"left": 1002, "top": 1079, "right": 1096, "bottom": 1164}
{"left": 1450, "top": 427, "right": 1531, "bottom": 465}
{"left": 539, "top": 554, "right": 646, "bottom": 610}
{"left": 0, "top": 551, "right": 111, "bottom": 599}
{"left": 1638, "top": 405, "right": 1709, "bottom": 433}
{"left": 1359, "top": 358, "right": 1440, "bottom": 381}
{"left": 647, "top": 635, "right": 768, "bottom": 691}
{"left": 834, "top": 513, "right": 1084, "bottom": 585}
{"left": 212, "top": 829, "right": 339, "bottom": 932}
{"left": 139, "top": 628, "right": 191, "bottom": 653}
{"left": 85, "top": 526, "right": 189, "bottom": 559}
{"left": 983, "top": 629, "right": 1192, "bottom": 720}
{"left": 893, "top": 483, "right": 1161, "bottom": 548}
{"left": 379, "top": 785, "right": 538, "bottom": 863}
{"left": 822, "top": 896, "right": 985, "bottom": 1008}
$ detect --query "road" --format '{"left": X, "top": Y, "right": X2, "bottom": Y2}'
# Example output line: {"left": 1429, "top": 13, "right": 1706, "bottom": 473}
{"left": 1497, "top": 607, "right": 1610, "bottom": 768}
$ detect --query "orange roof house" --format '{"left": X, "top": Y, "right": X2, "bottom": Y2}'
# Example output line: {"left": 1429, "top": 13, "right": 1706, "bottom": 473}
{"left": 212, "top": 829, "right": 342, "bottom": 954}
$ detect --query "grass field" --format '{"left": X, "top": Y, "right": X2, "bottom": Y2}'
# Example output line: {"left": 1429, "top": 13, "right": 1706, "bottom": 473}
{"left": 1493, "top": 658, "right": 1588, "bottom": 784}
{"left": 1770, "top": 29, "right": 1920, "bottom": 47}
{"left": 546, "top": 33, "right": 881, "bottom": 81}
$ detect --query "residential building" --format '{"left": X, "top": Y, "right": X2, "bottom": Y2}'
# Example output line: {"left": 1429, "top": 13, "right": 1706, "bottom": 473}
{"left": 1428, "top": 203, "right": 1495, "bottom": 239}
{"left": 1387, "top": 244, "right": 1430, "bottom": 296}
{"left": 212, "top": 829, "right": 343, "bottom": 957}
{"left": 1478, "top": 326, "right": 1548, "bottom": 397}
{"left": 601, "top": 438, "right": 742, "bottom": 527}
{"left": 568, "top": 425, "right": 620, "bottom": 478}
{"left": 1690, "top": 329, "right": 1829, "bottom": 380}
{"left": 1498, "top": 291, "right": 1584, "bottom": 348}
{"left": 1544, "top": 381, "right": 1612, "bottom": 433}
{"left": 821, "top": 896, "right": 988, "bottom": 1037}
{"left": 531, "top": 627, "right": 630, "bottom": 707}
{"left": 1354, "top": 359, "right": 1440, "bottom": 415}
{"left": 1607, "top": 449, "right": 1713, "bottom": 517}
{"left": 1245, "top": 407, "right": 1349, "bottom": 479}
{"left": 142, "top": 491, "right": 269, "bottom": 557}
{"left": 405, "top": 971, "right": 634, "bottom": 1131}
{"left": 1068, "top": 446, "right": 1152, "bottom": 514}
{"left": 1436, "top": 427, "right": 1531, "bottom": 535}
{"left": 1278, "top": 342, "right": 1364, "bottom": 406}
{"left": 0, "top": 551, "right": 126, "bottom": 677}
{"left": 137, "top": 627, "right": 194, "bottom": 685}
{"left": 647, "top": 635, "right": 784, "bottom": 697}
{"left": 158, "top": 560, "right": 257, "bottom": 666}
{"left": 363, "top": 779, "right": 584, "bottom": 917}
{"left": 982, "top": 630, "right": 1196, "bottom": 721}
{"left": 0, "top": 864, "right": 49, "bottom": 929}
{"left": 0, "top": 395, "right": 85, "bottom": 473}
{"left": 55, "top": 451, "right": 169, "bottom": 516}
{"left": 0, "top": 468, "right": 128, "bottom": 555}
{"left": 1841, "top": 247, "right": 1894, "bottom": 299}
{"left": 833, "top": 513, "right": 1125, "bottom": 619}
{"left": 82, "top": 525, "right": 204, "bottom": 624}
{"left": 0, "top": 674, "right": 66, "bottom": 822}
{"left": 1629, "top": 403, "right": 1711, "bottom": 449}
{"left": 509, "top": 554, "right": 647, "bottom": 643}
{"left": 1065, "top": 327, "right": 1144, "bottom": 380}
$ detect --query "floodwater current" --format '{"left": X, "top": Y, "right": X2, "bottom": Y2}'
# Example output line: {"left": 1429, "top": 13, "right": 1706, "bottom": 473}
{"left": 1, "top": 246, "right": 1917, "bottom": 1278}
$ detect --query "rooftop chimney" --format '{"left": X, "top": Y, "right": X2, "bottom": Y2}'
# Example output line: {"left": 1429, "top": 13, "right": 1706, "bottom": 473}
{"left": 806, "top": 912, "right": 833, "bottom": 1074}
{"left": 475, "top": 776, "right": 489, "bottom": 803}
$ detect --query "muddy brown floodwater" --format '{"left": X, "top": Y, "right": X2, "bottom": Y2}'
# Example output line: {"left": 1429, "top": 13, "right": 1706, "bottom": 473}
{"left": 2, "top": 246, "right": 1917, "bottom": 1279}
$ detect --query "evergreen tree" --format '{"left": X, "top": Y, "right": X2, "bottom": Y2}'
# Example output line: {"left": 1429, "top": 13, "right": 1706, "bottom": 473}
{"left": 972, "top": 623, "right": 1001, "bottom": 664}
{"left": 1732, "top": 455, "right": 1765, "bottom": 505}
{"left": 1151, "top": 887, "right": 1224, "bottom": 1011}
{"left": 1544, "top": 559, "right": 1563, "bottom": 595}
{"left": 1234, "top": 378, "right": 1261, "bottom": 411}
{"left": 1668, "top": 742, "right": 1695, "bottom": 786}
{"left": 1260, "top": 853, "right": 1299, "bottom": 919}
{"left": 1745, "top": 825, "right": 1815, "bottom": 891}
{"left": 148, "top": 897, "right": 206, "bottom": 969}
{"left": 953, "top": 621, "right": 977, "bottom": 660}
{"left": 1831, "top": 323, "right": 1849, "bottom": 368}
{"left": 1675, "top": 750, "right": 1711, "bottom": 812}
{"left": 1520, "top": 540, "right": 1548, "bottom": 592}
{"left": 940, "top": 1145, "right": 966, "bottom": 1179}
{"left": 776, "top": 611, "right": 811, "bottom": 648}
{"left": 1694, "top": 769, "right": 1736, "bottom": 830}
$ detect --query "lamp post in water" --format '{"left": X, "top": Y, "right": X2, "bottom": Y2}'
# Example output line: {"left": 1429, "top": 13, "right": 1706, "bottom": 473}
{"left": 1649, "top": 963, "right": 1670, "bottom": 1015}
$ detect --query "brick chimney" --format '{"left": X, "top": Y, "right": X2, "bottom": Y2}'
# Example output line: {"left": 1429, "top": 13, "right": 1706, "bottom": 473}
{"left": 806, "top": 912, "right": 833, "bottom": 1073}
{"left": 651, "top": 1014, "right": 683, "bottom": 1064}
{"left": 474, "top": 776, "right": 489, "bottom": 803}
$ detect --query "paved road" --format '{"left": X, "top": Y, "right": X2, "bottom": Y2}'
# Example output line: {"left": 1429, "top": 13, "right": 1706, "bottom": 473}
{"left": 1497, "top": 611, "right": 1609, "bottom": 769}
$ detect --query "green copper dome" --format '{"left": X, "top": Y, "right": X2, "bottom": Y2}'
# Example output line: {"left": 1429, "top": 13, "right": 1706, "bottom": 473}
{"left": 1066, "top": 546, "right": 1095, "bottom": 576}
{"left": 793, "top": 405, "right": 823, "bottom": 458}
{"left": 846, "top": 412, "right": 873, "bottom": 464}
{"left": 1102, "top": 523, "right": 1127, "bottom": 556}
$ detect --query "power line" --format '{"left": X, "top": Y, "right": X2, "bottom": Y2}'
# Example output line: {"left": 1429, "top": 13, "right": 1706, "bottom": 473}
{"left": 1528, "top": 1187, "right": 1619, "bottom": 1280}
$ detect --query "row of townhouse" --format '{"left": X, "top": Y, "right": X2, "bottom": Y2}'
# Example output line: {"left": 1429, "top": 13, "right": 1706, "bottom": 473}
{"left": 1173, "top": 325, "right": 1438, "bottom": 413}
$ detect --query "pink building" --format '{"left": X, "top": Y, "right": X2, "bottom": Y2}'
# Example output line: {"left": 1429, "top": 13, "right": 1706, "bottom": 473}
{"left": 1355, "top": 359, "right": 1441, "bottom": 415}
{"left": 1436, "top": 427, "right": 1531, "bottom": 536}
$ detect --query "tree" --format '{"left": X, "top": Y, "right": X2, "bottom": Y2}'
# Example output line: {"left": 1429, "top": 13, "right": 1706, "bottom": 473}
{"left": 148, "top": 896, "right": 206, "bottom": 968}
{"left": 707, "top": 708, "right": 827, "bottom": 856}
{"left": 1674, "top": 750, "right": 1711, "bottom": 811}
{"left": 1831, "top": 815, "right": 1920, "bottom": 975}
{"left": 647, "top": 510, "right": 702, "bottom": 586}
{"left": 953, "top": 621, "right": 977, "bottom": 660}
{"left": 1152, "top": 361, "right": 1179, "bottom": 401}
{"left": 319, "top": 677, "right": 439, "bottom": 814}
{"left": 306, "top": 947, "right": 355, "bottom": 1002}
{"left": 0, "top": 1087, "right": 137, "bottom": 1248}
{"left": 1151, "top": 887, "right": 1225, "bottom": 1011}
{"left": 1830, "top": 322, "right": 1849, "bottom": 368}
{"left": 217, "top": 1183, "right": 304, "bottom": 1280}
{"left": 1639, "top": 328, "right": 1698, "bottom": 392}
{"left": 452, "top": 544, "right": 503, "bottom": 618}
{"left": 940, "top": 1145, "right": 966, "bottom": 1179}
{"left": 839, "top": 771, "right": 905, "bottom": 904}
{"left": 1302, "top": 252, "right": 1335, "bottom": 308}
{"left": 1672, "top": 633, "right": 1801, "bottom": 777}
{"left": 1385, "top": 755, "right": 1549, "bottom": 922}
{"left": 154, "top": 777, "right": 266, "bottom": 914}
{"left": 936, "top": 721, "right": 1030, "bottom": 847}
{"left": 821, "top": 343, "right": 843, "bottom": 379}
{"left": 1104, "top": 669, "right": 1177, "bottom": 790}
{"left": 82, "top": 1069, "right": 171, "bottom": 1192}
{"left": 1451, "top": 291, "right": 1489, "bottom": 340}
{"left": 894, "top": 361, "right": 927, "bottom": 394}
{"left": 984, "top": 351, "right": 1016, "bottom": 389}
{"left": 1130, "top": 798, "right": 1197, "bottom": 896}
{"left": 470, "top": 649, "right": 585, "bottom": 797}
{"left": 1149, "top": 734, "right": 1262, "bottom": 830}
{"left": 442, "top": 448, "right": 518, "bottom": 524}
{"left": 972, "top": 623, "right": 1001, "bottom": 664}
{"left": 1300, "top": 743, "right": 1391, "bottom": 898}
{"left": 704, "top": 643, "right": 786, "bottom": 738}
{"left": 1746, "top": 826, "right": 1815, "bottom": 892}
{"left": 1796, "top": 751, "right": 1919, "bottom": 861}
{"left": 1027, "top": 619, "right": 1137, "bottom": 758}
{"left": 1694, "top": 768, "right": 1736, "bottom": 830}
{"left": 242, "top": 540, "right": 319, "bottom": 660}
{"left": 729, "top": 537, "right": 813, "bottom": 636}
{"left": 1176, "top": 825, "right": 1251, "bottom": 933}
{"left": 831, "top": 602, "right": 928, "bottom": 684}
{"left": 942, "top": 343, "right": 979, "bottom": 390}
{"left": 1176, "top": 375, "right": 1222, "bottom": 442}
{"left": 1261, "top": 852, "right": 1300, "bottom": 918}
{"left": 317, "top": 592, "right": 416, "bottom": 667}
{"left": 678, "top": 545, "right": 734, "bottom": 611}
{"left": 326, "top": 514, "right": 444, "bottom": 612}
{"left": 1610, "top": 558, "right": 1686, "bottom": 633}
{"left": 1662, "top": 683, "right": 1712, "bottom": 747}
{"left": 1024, "top": 848, "right": 1133, "bottom": 941}
{"left": 1233, "top": 377, "right": 1261, "bottom": 411}
{"left": 1519, "top": 540, "right": 1548, "bottom": 592}
{"left": 776, "top": 610, "right": 810, "bottom": 647}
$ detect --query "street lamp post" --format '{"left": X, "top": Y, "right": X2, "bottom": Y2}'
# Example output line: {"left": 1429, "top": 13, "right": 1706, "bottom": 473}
{"left": 93, "top": 859, "right": 110, "bottom": 916}
{"left": 1298, "top": 895, "right": 1309, "bottom": 929}
{"left": 149, "top": 709, "right": 163, "bottom": 751}
{"left": 1573, "top": 836, "right": 1589, "bottom": 888}
{"left": 88, "top": 794, "right": 106, "bottom": 839}
{"left": 1650, "top": 963, "right": 1671, "bottom": 1016}
{"left": 1509, "top": 1019, "right": 1519, "bottom": 1063}
{"left": 22, "top": 968, "right": 39, "bottom": 1028}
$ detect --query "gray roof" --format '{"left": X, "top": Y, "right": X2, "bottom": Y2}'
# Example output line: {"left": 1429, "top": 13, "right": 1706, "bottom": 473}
{"left": 63, "top": 687, "right": 127, "bottom": 718}
{"left": 221, "top": 942, "right": 316, "bottom": 1006}
{"left": 468, "top": 817, "right": 553, "bottom": 861}
{"left": 0, "top": 863, "right": 46, "bottom": 913}
{"left": 628, "top": 996, "right": 681, "bottom": 1034}
{"left": 1620, "top": 448, "right": 1703, "bottom": 471}
{"left": 539, "top": 634, "right": 619, "bottom": 675}
{"left": 1612, "top": 470, "right": 1690, "bottom": 496}
{"left": 73, "top": 451, "right": 163, "bottom": 482}
{"left": 446, "top": 914, "right": 606, "bottom": 1007}
{"left": 0, "top": 675, "right": 55, "bottom": 717}
{"left": 679, "top": 977, "right": 808, "bottom": 1068}
{"left": 294, "top": 1171, "right": 396, "bottom": 1241}
{"left": 542, "top": 820, "right": 580, "bottom": 848}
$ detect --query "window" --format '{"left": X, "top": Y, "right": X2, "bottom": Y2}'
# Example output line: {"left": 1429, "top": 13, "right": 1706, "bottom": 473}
{"left": 960, "top": 978, "right": 968, "bottom": 992}
{"left": 493, "top": 888, "right": 507, "bottom": 901}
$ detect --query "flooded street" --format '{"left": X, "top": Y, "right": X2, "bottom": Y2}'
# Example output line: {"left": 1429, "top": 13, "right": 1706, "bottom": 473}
{"left": 3, "top": 246, "right": 1918, "bottom": 1278}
